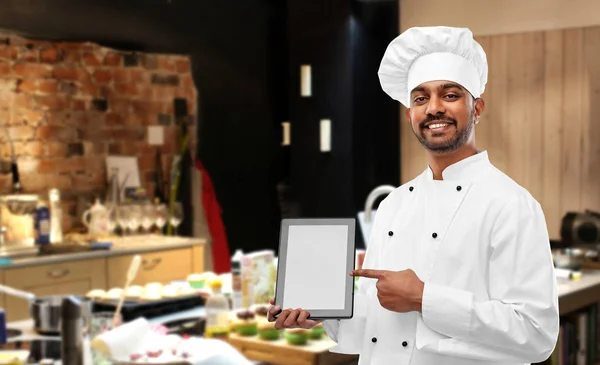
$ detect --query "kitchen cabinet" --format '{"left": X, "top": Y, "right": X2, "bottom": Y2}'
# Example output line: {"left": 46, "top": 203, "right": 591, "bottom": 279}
{"left": 192, "top": 244, "right": 205, "bottom": 273}
{"left": 0, "top": 240, "right": 206, "bottom": 321}
{"left": 3, "top": 258, "right": 107, "bottom": 322}
{"left": 107, "top": 248, "right": 194, "bottom": 288}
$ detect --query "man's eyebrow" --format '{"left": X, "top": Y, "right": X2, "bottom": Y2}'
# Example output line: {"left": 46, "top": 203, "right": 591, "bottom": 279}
{"left": 441, "top": 83, "right": 464, "bottom": 91}
{"left": 410, "top": 86, "right": 426, "bottom": 94}
{"left": 410, "top": 83, "right": 465, "bottom": 97}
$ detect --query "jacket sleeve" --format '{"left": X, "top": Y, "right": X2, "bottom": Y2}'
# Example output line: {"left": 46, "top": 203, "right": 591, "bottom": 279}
{"left": 419, "top": 194, "right": 560, "bottom": 363}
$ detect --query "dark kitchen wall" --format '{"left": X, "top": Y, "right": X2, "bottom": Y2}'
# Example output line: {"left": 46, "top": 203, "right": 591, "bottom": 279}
{"left": 285, "top": 0, "right": 400, "bottom": 248}
{"left": 0, "top": 0, "right": 399, "bottom": 253}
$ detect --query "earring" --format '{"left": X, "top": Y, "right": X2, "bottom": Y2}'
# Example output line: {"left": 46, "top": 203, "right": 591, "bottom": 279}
{"left": 475, "top": 119, "right": 480, "bottom": 125}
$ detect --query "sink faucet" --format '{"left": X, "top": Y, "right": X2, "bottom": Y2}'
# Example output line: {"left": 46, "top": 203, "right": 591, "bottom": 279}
{"left": 363, "top": 185, "right": 396, "bottom": 222}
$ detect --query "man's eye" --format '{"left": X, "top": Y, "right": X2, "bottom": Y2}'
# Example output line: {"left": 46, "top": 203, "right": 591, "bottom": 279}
{"left": 444, "top": 94, "right": 459, "bottom": 99}
{"left": 414, "top": 97, "right": 426, "bottom": 102}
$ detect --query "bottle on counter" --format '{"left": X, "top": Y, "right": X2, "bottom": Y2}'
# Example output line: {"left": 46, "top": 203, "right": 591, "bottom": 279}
{"left": 240, "top": 254, "right": 253, "bottom": 308}
{"left": 0, "top": 308, "right": 6, "bottom": 345}
{"left": 204, "top": 278, "right": 230, "bottom": 341}
{"left": 35, "top": 200, "right": 51, "bottom": 246}
{"left": 48, "top": 188, "right": 63, "bottom": 244}
{"left": 231, "top": 250, "right": 243, "bottom": 311}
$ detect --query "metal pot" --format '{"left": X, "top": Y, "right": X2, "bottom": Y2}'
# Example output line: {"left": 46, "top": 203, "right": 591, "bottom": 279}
{"left": 0, "top": 284, "right": 92, "bottom": 334}
{"left": 32, "top": 295, "right": 92, "bottom": 335}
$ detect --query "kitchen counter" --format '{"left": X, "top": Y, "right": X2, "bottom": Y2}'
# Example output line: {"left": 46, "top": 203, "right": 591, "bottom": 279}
{"left": 6, "top": 306, "right": 208, "bottom": 343}
{"left": 557, "top": 269, "right": 600, "bottom": 315}
{"left": 8, "top": 269, "right": 600, "bottom": 340}
{"left": 7, "top": 307, "right": 268, "bottom": 365}
{"left": 0, "top": 235, "right": 207, "bottom": 268}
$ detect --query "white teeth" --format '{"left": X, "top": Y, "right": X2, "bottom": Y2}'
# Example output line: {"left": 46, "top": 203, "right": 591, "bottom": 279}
{"left": 428, "top": 123, "right": 449, "bottom": 129}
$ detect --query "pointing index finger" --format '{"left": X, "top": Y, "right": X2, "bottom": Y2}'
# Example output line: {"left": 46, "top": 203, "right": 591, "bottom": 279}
{"left": 351, "top": 269, "right": 386, "bottom": 278}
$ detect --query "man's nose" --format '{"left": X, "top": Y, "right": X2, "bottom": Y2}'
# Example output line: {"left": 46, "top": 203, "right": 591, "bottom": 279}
{"left": 425, "top": 97, "right": 446, "bottom": 115}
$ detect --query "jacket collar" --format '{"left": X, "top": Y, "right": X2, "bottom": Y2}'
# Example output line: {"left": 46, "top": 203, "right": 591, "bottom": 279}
{"left": 424, "top": 150, "right": 491, "bottom": 181}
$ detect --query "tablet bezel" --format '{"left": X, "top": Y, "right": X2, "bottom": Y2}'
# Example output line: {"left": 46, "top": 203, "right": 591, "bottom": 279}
{"left": 274, "top": 218, "right": 356, "bottom": 320}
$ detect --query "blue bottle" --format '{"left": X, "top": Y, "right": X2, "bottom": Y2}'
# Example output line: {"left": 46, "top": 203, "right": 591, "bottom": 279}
{"left": 35, "top": 203, "right": 51, "bottom": 245}
{"left": 0, "top": 309, "right": 6, "bottom": 344}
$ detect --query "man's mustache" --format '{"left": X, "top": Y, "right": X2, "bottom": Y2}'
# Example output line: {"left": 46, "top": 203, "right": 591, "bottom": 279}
{"left": 419, "top": 114, "right": 457, "bottom": 129}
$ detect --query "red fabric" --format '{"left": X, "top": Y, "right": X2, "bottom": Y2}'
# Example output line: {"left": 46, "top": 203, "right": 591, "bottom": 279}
{"left": 195, "top": 159, "right": 231, "bottom": 274}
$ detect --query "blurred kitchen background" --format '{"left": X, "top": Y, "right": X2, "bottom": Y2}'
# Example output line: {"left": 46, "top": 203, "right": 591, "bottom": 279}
{"left": 0, "top": 0, "right": 593, "bottom": 364}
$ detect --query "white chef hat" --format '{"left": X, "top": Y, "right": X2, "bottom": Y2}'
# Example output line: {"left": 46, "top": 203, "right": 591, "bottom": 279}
{"left": 378, "top": 26, "right": 488, "bottom": 108}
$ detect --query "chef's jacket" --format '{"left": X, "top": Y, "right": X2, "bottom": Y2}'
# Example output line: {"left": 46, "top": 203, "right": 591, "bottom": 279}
{"left": 323, "top": 151, "right": 559, "bottom": 365}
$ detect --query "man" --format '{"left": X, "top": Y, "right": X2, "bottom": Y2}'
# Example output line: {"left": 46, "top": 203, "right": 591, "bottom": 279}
{"left": 268, "top": 26, "right": 559, "bottom": 364}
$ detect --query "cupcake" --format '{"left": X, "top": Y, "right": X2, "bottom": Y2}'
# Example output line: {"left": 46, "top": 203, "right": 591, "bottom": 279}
{"left": 187, "top": 273, "right": 205, "bottom": 289}
{"left": 161, "top": 285, "right": 179, "bottom": 298}
{"left": 284, "top": 328, "right": 309, "bottom": 345}
{"left": 177, "top": 286, "right": 197, "bottom": 297}
{"left": 125, "top": 285, "right": 144, "bottom": 300}
{"left": 141, "top": 287, "right": 162, "bottom": 301}
{"left": 228, "top": 312, "right": 240, "bottom": 333}
{"left": 253, "top": 305, "right": 269, "bottom": 318}
{"left": 234, "top": 310, "right": 258, "bottom": 336}
{"left": 104, "top": 288, "right": 123, "bottom": 300}
{"left": 309, "top": 322, "right": 325, "bottom": 339}
{"left": 257, "top": 321, "right": 281, "bottom": 341}
{"left": 85, "top": 289, "right": 106, "bottom": 300}
{"left": 187, "top": 272, "right": 216, "bottom": 290}
{"left": 145, "top": 282, "right": 163, "bottom": 292}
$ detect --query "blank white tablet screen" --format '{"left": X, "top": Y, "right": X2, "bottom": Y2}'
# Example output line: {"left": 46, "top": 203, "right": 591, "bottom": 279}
{"left": 282, "top": 224, "right": 348, "bottom": 310}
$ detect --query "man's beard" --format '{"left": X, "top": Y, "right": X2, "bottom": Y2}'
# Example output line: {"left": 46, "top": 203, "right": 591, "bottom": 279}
{"left": 412, "top": 108, "right": 475, "bottom": 153}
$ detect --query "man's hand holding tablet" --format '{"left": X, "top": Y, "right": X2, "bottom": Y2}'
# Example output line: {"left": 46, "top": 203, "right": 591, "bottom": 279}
{"left": 267, "top": 298, "right": 323, "bottom": 330}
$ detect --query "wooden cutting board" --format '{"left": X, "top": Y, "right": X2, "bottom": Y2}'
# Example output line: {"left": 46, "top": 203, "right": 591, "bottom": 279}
{"left": 228, "top": 332, "right": 358, "bottom": 365}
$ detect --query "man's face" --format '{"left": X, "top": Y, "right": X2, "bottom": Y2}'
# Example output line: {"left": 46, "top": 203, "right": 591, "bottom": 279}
{"left": 405, "top": 80, "right": 484, "bottom": 154}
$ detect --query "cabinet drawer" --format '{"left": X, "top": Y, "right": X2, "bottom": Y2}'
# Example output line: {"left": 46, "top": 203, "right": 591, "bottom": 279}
{"left": 107, "top": 248, "right": 193, "bottom": 288}
{"left": 5, "top": 258, "right": 107, "bottom": 289}
{"left": 4, "top": 258, "right": 107, "bottom": 321}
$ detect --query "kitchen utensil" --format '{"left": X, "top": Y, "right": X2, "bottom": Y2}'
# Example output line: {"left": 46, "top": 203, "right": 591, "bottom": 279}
{"left": 0, "top": 284, "right": 35, "bottom": 302}
{"left": 0, "top": 284, "right": 92, "bottom": 334}
{"left": 113, "top": 255, "right": 142, "bottom": 327}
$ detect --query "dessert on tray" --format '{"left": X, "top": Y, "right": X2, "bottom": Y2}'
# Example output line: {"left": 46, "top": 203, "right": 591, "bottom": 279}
{"left": 309, "top": 322, "right": 325, "bottom": 339}
{"left": 232, "top": 310, "right": 257, "bottom": 336}
{"left": 284, "top": 328, "right": 309, "bottom": 346}
{"left": 257, "top": 321, "right": 281, "bottom": 341}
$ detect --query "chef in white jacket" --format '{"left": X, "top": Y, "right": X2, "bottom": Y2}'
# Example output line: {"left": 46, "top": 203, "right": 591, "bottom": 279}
{"left": 268, "top": 26, "right": 560, "bottom": 365}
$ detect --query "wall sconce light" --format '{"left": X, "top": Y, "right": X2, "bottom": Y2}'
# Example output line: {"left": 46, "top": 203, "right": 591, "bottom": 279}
{"left": 300, "top": 65, "right": 311, "bottom": 97}
{"left": 282, "top": 121, "right": 291, "bottom": 146}
{"left": 320, "top": 119, "right": 331, "bottom": 152}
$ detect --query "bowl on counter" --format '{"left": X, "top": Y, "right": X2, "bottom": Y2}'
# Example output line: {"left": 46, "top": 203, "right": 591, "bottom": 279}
{"left": 553, "top": 248, "right": 592, "bottom": 270}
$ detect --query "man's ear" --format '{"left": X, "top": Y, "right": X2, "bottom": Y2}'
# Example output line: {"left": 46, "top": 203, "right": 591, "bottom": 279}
{"left": 404, "top": 107, "right": 411, "bottom": 123}
{"left": 474, "top": 98, "right": 485, "bottom": 118}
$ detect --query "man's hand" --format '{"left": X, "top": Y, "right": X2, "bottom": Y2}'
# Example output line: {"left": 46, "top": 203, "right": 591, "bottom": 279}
{"left": 267, "top": 298, "right": 323, "bottom": 330}
{"left": 351, "top": 268, "right": 424, "bottom": 313}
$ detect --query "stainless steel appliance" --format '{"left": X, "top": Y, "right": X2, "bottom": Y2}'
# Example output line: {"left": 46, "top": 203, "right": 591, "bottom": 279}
{"left": 0, "top": 284, "right": 92, "bottom": 334}
{"left": 561, "top": 210, "right": 600, "bottom": 246}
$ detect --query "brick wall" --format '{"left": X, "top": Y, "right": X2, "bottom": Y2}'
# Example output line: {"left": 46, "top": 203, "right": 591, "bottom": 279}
{"left": 0, "top": 33, "right": 197, "bottom": 232}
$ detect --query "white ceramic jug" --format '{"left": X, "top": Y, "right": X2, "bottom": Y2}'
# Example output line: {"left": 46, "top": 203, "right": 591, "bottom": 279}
{"left": 82, "top": 198, "right": 109, "bottom": 235}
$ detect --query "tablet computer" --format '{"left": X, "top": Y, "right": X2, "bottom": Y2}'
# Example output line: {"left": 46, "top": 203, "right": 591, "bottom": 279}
{"left": 274, "top": 218, "right": 356, "bottom": 320}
